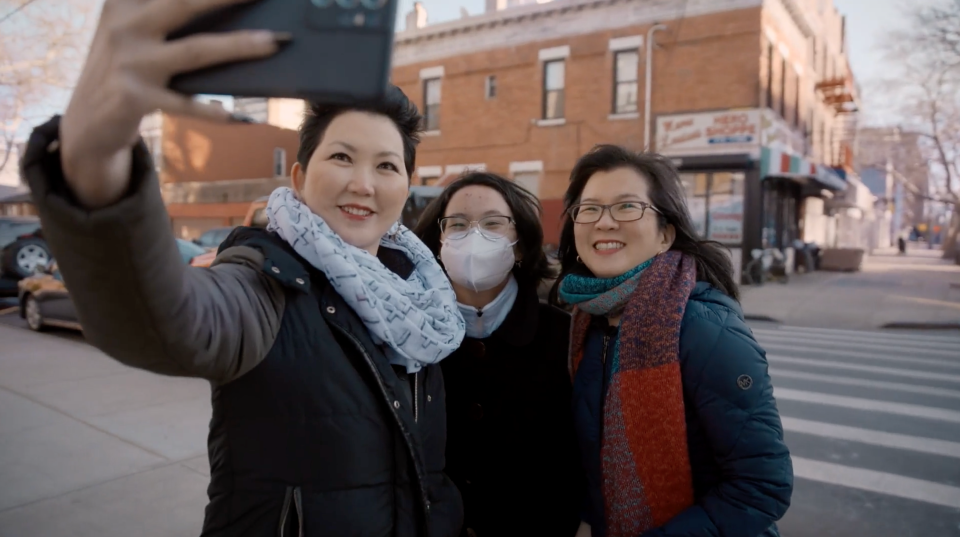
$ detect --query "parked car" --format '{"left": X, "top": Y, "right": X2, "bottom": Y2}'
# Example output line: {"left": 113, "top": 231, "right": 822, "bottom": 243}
{"left": 193, "top": 226, "right": 236, "bottom": 250}
{"left": 1, "top": 216, "right": 49, "bottom": 282}
{"left": 18, "top": 239, "right": 212, "bottom": 332}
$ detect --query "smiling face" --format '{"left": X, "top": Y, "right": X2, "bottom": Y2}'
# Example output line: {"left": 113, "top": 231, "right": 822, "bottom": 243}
{"left": 573, "top": 167, "right": 675, "bottom": 279}
{"left": 291, "top": 111, "right": 409, "bottom": 254}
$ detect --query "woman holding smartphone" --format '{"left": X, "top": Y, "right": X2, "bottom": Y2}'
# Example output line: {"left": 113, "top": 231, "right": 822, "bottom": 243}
{"left": 415, "top": 173, "right": 583, "bottom": 537}
{"left": 552, "top": 145, "right": 793, "bottom": 537}
{"left": 23, "top": 0, "right": 466, "bottom": 535}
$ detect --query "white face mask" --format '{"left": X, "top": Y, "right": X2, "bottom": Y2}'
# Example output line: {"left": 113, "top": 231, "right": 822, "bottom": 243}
{"left": 440, "top": 230, "right": 518, "bottom": 293}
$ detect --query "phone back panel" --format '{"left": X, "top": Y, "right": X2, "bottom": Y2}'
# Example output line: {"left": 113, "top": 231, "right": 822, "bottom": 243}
{"left": 168, "top": 0, "right": 398, "bottom": 103}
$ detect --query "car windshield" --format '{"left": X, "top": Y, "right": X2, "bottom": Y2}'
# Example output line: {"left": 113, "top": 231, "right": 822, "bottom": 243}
{"left": 0, "top": 220, "right": 41, "bottom": 248}
{"left": 175, "top": 239, "right": 206, "bottom": 264}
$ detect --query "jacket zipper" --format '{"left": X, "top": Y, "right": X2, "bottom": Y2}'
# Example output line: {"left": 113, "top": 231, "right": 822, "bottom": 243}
{"left": 327, "top": 321, "right": 431, "bottom": 522}
{"left": 414, "top": 371, "right": 419, "bottom": 423}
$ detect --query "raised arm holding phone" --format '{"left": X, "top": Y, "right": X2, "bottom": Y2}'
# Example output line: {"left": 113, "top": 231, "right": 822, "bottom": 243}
{"left": 25, "top": 0, "right": 468, "bottom": 535}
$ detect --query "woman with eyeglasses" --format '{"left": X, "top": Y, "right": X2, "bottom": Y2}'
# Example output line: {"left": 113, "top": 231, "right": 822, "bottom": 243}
{"left": 415, "top": 172, "right": 584, "bottom": 537}
{"left": 550, "top": 146, "right": 792, "bottom": 537}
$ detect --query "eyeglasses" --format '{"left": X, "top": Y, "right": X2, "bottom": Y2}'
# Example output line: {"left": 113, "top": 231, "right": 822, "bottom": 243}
{"left": 439, "top": 215, "right": 514, "bottom": 240}
{"left": 568, "top": 201, "right": 661, "bottom": 224}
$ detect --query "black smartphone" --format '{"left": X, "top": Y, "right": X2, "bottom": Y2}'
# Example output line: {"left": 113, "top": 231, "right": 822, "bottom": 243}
{"left": 168, "top": 0, "right": 398, "bottom": 103}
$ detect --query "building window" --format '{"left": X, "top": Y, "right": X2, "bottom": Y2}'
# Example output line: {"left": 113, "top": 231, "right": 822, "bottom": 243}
{"left": 423, "top": 78, "right": 441, "bottom": 131}
{"left": 766, "top": 42, "right": 775, "bottom": 109}
{"left": 485, "top": 75, "right": 497, "bottom": 99}
{"left": 613, "top": 50, "right": 639, "bottom": 114}
{"left": 793, "top": 70, "right": 801, "bottom": 127}
{"left": 273, "top": 148, "right": 286, "bottom": 177}
{"left": 542, "top": 60, "right": 565, "bottom": 120}
{"left": 779, "top": 57, "right": 787, "bottom": 117}
{"left": 680, "top": 172, "right": 745, "bottom": 244}
{"left": 513, "top": 172, "right": 541, "bottom": 197}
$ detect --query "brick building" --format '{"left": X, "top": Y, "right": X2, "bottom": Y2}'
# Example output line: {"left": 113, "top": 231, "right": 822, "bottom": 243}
{"left": 140, "top": 111, "right": 299, "bottom": 239}
{"left": 391, "top": 0, "right": 859, "bottom": 276}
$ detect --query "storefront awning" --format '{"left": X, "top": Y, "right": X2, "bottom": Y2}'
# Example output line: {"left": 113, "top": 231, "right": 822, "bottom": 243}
{"left": 760, "top": 147, "right": 846, "bottom": 191}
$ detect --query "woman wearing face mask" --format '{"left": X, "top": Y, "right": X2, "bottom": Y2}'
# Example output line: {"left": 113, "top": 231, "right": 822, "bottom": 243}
{"left": 22, "top": 1, "right": 466, "bottom": 534}
{"left": 415, "top": 173, "right": 584, "bottom": 537}
{"left": 550, "top": 146, "right": 792, "bottom": 537}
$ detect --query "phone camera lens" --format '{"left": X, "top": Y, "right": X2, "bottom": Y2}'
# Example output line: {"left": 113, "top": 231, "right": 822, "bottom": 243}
{"left": 360, "top": 0, "right": 388, "bottom": 8}
{"left": 336, "top": 0, "right": 360, "bottom": 7}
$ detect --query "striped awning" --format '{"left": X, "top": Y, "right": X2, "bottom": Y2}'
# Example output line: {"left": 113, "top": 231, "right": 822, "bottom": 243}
{"left": 760, "top": 146, "right": 846, "bottom": 191}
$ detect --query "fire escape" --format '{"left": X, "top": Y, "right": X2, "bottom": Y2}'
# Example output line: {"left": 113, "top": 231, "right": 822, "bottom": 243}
{"left": 815, "top": 60, "right": 859, "bottom": 172}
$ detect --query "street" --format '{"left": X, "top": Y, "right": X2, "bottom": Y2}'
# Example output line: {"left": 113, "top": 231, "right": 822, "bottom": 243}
{"left": 0, "top": 314, "right": 958, "bottom": 535}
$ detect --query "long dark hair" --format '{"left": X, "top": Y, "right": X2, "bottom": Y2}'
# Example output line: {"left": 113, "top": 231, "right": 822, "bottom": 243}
{"left": 414, "top": 172, "right": 554, "bottom": 288}
{"left": 548, "top": 144, "right": 740, "bottom": 303}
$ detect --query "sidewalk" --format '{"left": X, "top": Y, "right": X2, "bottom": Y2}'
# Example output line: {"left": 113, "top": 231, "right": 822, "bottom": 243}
{"left": 739, "top": 246, "right": 960, "bottom": 330}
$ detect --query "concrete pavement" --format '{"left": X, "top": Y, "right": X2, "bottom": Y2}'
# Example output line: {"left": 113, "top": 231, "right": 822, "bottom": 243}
{"left": 740, "top": 246, "right": 960, "bottom": 330}
{"left": 0, "top": 324, "right": 210, "bottom": 536}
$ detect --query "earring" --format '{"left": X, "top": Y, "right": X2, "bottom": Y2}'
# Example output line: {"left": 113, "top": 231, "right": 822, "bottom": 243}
{"left": 515, "top": 260, "right": 522, "bottom": 268}
{"left": 576, "top": 255, "right": 582, "bottom": 263}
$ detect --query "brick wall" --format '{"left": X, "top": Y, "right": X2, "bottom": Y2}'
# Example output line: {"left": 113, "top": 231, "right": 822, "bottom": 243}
{"left": 391, "top": 6, "right": 763, "bottom": 211}
{"left": 159, "top": 114, "right": 299, "bottom": 184}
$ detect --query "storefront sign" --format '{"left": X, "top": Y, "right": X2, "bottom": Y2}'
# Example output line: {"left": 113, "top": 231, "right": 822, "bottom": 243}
{"left": 656, "top": 110, "right": 761, "bottom": 156}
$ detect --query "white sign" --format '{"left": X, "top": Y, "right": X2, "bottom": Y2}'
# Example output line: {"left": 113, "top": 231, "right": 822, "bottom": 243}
{"left": 656, "top": 110, "right": 761, "bottom": 156}
{"left": 708, "top": 193, "right": 744, "bottom": 244}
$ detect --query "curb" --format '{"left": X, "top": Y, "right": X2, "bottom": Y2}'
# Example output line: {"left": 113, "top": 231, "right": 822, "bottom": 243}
{"left": 744, "top": 314, "right": 782, "bottom": 324}
{"left": 880, "top": 322, "right": 960, "bottom": 331}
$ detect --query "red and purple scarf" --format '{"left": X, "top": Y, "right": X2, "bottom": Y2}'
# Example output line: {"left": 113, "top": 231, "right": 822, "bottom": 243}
{"left": 562, "top": 251, "right": 697, "bottom": 536}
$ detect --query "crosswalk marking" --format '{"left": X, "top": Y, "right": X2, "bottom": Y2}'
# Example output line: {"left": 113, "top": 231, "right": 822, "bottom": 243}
{"left": 792, "top": 457, "right": 960, "bottom": 509}
{"left": 770, "top": 368, "right": 960, "bottom": 399}
{"left": 764, "top": 343, "right": 960, "bottom": 368}
{"left": 782, "top": 417, "right": 960, "bottom": 459}
{"left": 747, "top": 322, "right": 960, "bottom": 512}
{"left": 753, "top": 325, "right": 960, "bottom": 346}
{"left": 757, "top": 333, "right": 960, "bottom": 360}
{"left": 768, "top": 354, "right": 960, "bottom": 383}
{"left": 774, "top": 387, "right": 960, "bottom": 423}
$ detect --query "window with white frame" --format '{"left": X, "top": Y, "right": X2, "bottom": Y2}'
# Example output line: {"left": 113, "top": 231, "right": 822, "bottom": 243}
{"left": 273, "top": 148, "right": 286, "bottom": 177}
{"left": 543, "top": 60, "right": 565, "bottom": 120}
{"left": 485, "top": 75, "right": 497, "bottom": 99}
{"left": 613, "top": 50, "right": 639, "bottom": 114}
{"left": 423, "top": 78, "right": 441, "bottom": 131}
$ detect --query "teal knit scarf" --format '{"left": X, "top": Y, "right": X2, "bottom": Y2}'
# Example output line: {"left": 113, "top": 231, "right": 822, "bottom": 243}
{"left": 558, "top": 257, "right": 655, "bottom": 316}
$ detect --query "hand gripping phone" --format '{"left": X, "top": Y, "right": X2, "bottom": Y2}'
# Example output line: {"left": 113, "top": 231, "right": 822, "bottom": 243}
{"left": 168, "top": 0, "right": 398, "bottom": 103}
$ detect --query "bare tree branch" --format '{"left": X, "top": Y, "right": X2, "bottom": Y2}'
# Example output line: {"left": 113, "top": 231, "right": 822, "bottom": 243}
{"left": 0, "top": 0, "right": 94, "bottom": 176}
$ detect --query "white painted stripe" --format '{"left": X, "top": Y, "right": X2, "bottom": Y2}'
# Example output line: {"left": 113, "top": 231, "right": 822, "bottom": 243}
{"left": 792, "top": 456, "right": 960, "bottom": 508}
{"left": 756, "top": 332, "right": 960, "bottom": 359}
{"left": 768, "top": 355, "right": 960, "bottom": 383}
{"left": 762, "top": 343, "right": 960, "bottom": 369}
{"left": 774, "top": 387, "right": 960, "bottom": 423}
{"left": 753, "top": 329, "right": 960, "bottom": 354}
{"left": 782, "top": 417, "right": 960, "bottom": 459}
{"left": 0, "top": 306, "right": 18, "bottom": 316}
{"left": 752, "top": 325, "right": 960, "bottom": 346}
{"left": 771, "top": 368, "right": 960, "bottom": 400}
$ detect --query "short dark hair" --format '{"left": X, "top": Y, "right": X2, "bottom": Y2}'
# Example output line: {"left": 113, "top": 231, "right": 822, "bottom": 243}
{"left": 549, "top": 144, "right": 740, "bottom": 303}
{"left": 414, "top": 172, "right": 555, "bottom": 288}
{"left": 297, "top": 85, "right": 422, "bottom": 178}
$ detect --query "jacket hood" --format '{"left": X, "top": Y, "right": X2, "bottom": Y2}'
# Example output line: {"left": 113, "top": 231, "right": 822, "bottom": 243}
{"left": 689, "top": 281, "right": 742, "bottom": 316}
